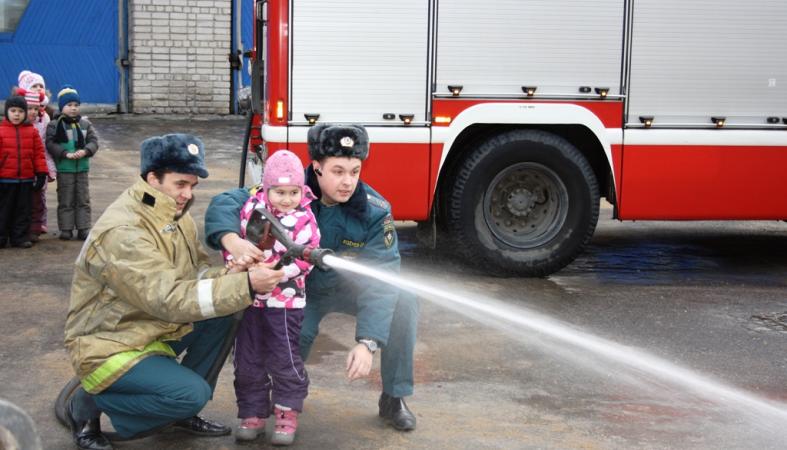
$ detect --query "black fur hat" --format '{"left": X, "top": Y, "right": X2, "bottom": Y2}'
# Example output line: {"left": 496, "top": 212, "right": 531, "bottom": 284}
{"left": 140, "top": 133, "right": 209, "bottom": 178}
{"left": 4, "top": 95, "right": 28, "bottom": 122}
{"left": 307, "top": 124, "right": 369, "bottom": 161}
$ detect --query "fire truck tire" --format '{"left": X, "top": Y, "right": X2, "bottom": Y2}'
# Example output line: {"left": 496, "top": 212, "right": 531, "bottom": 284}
{"left": 447, "top": 129, "right": 599, "bottom": 276}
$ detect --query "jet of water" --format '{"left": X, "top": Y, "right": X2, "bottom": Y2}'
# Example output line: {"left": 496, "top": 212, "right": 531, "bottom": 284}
{"left": 322, "top": 254, "right": 787, "bottom": 435}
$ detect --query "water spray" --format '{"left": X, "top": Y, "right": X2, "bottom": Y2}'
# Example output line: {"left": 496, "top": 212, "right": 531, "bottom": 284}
{"left": 323, "top": 255, "right": 787, "bottom": 435}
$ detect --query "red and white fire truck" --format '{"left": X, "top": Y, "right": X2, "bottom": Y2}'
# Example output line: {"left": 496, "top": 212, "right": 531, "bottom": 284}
{"left": 242, "top": 0, "right": 787, "bottom": 276}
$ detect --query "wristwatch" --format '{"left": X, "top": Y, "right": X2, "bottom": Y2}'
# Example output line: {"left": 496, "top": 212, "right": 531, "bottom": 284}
{"left": 357, "top": 338, "right": 378, "bottom": 354}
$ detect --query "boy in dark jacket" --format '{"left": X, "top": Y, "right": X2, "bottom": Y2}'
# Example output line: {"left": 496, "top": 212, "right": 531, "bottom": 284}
{"left": 0, "top": 96, "right": 48, "bottom": 248}
{"left": 46, "top": 86, "right": 99, "bottom": 241}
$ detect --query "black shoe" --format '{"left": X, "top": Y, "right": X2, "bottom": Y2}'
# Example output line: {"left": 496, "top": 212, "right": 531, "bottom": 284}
{"left": 66, "top": 396, "right": 113, "bottom": 450}
{"left": 11, "top": 241, "right": 32, "bottom": 248}
{"left": 172, "top": 415, "right": 231, "bottom": 437}
{"left": 378, "top": 393, "right": 416, "bottom": 431}
{"left": 77, "top": 229, "right": 90, "bottom": 240}
{"left": 59, "top": 230, "right": 73, "bottom": 240}
{"left": 0, "top": 238, "right": 6, "bottom": 248}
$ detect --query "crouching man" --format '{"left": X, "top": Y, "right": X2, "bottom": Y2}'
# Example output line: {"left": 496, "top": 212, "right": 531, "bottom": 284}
{"left": 63, "top": 134, "right": 284, "bottom": 450}
{"left": 205, "top": 125, "right": 419, "bottom": 431}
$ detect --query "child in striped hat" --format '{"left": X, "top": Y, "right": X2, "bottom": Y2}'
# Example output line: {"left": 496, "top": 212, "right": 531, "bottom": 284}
{"left": 19, "top": 89, "right": 55, "bottom": 241}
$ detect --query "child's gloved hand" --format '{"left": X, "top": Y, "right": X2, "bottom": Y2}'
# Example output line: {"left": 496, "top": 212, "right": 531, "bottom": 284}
{"left": 33, "top": 174, "right": 46, "bottom": 191}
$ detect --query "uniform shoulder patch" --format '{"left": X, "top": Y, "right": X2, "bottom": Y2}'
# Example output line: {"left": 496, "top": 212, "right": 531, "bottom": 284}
{"left": 382, "top": 214, "right": 395, "bottom": 248}
{"left": 366, "top": 193, "right": 390, "bottom": 211}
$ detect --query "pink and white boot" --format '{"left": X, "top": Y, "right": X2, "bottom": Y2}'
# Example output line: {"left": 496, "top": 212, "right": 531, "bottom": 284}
{"left": 271, "top": 405, "right": 298, "bottom": 446}
{"left": 235, "top": 416, "right": 265, "bottom": 441}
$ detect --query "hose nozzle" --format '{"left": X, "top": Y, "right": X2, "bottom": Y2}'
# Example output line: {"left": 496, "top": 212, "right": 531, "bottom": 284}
{"left": 246, "top": 206, "right": 333, "bottom": 270}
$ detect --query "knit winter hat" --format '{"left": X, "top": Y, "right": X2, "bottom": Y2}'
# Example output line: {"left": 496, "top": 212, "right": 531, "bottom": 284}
{"left": 140, "top": 133, "right": 209, "bottom": 178}
{"left": 4, "top": 95, "right": 28, "bottom": 121}
{"left": 57, "top": 85, "right": 80, "bottom": 110}
{"left": 18, "top": 70, "right": 45, "bottom": 91}
{"left": 263, "top": 150, "right": 305, "bottom": 192}
{"left": 19, "top": 88, "right": 43, "bottom": 107}
{"left": 307, "top": 124, "right": 369, "bottom": 161}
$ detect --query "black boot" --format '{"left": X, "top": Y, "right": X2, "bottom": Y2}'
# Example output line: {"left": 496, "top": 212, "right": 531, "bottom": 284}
{"left": 66, "top": 395, "right": 113, "bottom": 450}
{"left": 378, "top": 392, "right": 416, "bottom": 431}
{"left": 172, "top": 415, "right": 231, "bottom": 436}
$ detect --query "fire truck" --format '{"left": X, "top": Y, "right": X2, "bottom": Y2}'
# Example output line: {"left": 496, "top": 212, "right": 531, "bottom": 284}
{"left": 240, "top": 0, "right": 787, "bottom": 276}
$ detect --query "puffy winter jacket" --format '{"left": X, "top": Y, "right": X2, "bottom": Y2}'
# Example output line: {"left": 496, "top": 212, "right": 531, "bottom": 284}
{"left": 45, "top": 116, "right": 98, "bottom": 173}
{"left": 64, "top": 179, "right": 253, "bottom": 394}
{"left": 0, "top": 119, "right": 48, "bottom": 180}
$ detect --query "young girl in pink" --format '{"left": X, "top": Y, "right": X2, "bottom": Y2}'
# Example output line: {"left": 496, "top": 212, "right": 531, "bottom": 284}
{"left": 19, "top": 88, "right": 55, "bottom": 241}
{"left": 224, "top": 149, "right": 320, "bottom": 445}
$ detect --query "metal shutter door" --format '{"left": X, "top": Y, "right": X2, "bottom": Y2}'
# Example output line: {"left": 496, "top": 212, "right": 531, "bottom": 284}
{"left": 627, "top": 0, "right": 787, "bottom": 126}
{"left": 291, "top": 0, "right": 429, "bottom": 124}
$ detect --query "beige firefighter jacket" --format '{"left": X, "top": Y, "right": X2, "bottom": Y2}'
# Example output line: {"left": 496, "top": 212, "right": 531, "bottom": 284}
{"left": 64, "top": 179, "right": 251, "bottom": 393}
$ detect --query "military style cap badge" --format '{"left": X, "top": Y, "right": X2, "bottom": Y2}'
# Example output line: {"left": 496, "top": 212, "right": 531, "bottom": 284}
{"left": 340, "top": 136, "right": 354, "bottom": 148}
{"left": 187, "top": 144, "right": 199, "bottom": 155}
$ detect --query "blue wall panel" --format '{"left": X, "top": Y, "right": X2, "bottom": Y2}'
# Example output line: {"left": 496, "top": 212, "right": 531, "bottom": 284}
{"left": 0, "top": 0, "right": 118, "bottom": 105}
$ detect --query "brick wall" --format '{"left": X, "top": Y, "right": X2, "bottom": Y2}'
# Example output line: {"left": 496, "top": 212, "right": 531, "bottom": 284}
{"left": 129, "top": 0, "right": 230, "bottom": 114}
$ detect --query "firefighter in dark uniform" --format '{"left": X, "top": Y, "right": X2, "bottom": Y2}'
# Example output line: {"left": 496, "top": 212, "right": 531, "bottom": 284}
{"left": 205, "top": 124, "right": 418, "bottom": 431}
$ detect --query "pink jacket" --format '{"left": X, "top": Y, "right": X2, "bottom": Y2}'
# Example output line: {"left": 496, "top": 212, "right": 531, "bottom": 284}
{"left": 30, "top": 111, "right": 56, "bottom": 180}
{"left": 224, "top": 185, "right": 320, "bottom": 308}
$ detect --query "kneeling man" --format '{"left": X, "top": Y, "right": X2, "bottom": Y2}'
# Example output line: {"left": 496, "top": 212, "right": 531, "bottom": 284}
{"left": 63, "top": 134, "right": 283, "bottom": 449}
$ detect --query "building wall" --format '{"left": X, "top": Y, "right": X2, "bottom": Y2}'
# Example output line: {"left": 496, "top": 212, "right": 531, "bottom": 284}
{"left": 129, "top": 0, "right": 230, "bottom": 114}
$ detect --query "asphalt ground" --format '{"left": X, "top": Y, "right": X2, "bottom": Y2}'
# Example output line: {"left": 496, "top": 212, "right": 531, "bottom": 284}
{"left": 1, "top": 115, "right": 786, "bottom": 449}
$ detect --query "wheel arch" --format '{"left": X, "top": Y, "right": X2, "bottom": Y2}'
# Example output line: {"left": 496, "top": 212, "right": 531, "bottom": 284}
{"left": 435, "top": 122, "right": 614, "bottom": 226}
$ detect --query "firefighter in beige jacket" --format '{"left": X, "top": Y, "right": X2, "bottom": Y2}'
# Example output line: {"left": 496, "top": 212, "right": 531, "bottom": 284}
{"left": 63, "top": 134, "right": 283, "bottom": 450}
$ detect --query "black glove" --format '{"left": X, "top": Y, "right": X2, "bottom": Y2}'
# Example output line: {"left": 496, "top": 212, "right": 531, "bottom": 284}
{"left": 33, "top": 174, "right": 46, "bottom": 191}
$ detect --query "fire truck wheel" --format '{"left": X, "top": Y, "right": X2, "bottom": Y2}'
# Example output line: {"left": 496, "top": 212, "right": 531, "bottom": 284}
{"left": 447, "top": 129, "right": 599, "bottom": 276}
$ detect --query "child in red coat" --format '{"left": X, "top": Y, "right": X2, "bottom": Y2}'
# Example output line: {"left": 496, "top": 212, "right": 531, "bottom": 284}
{"left": 0, "top": 96, "right": 48, "bottom": 248}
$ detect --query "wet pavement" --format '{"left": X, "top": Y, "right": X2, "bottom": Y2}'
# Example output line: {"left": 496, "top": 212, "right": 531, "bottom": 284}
{"left": 1, "top": 115, "right": 786, "bottom": 449}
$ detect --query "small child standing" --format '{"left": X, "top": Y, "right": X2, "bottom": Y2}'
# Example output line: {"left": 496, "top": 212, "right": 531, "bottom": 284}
{"left": 226, "top": 150, "right": 320, "bottom": 446}
{"left": 46, "top": 86, "right": 98, "bottom": 240}
{"left": 0, "top": 96, "right": 48, "bottom": 248}
{"left": 20, "top": 88, "right": 55, "bottom": 241}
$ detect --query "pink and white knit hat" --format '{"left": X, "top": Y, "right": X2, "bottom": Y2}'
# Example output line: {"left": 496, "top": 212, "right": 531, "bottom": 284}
{"left": 18, "top": 70, "right": 45, "bottom": 91}
{"left": 20, "top": 89, "right": 43, "bottom": 107}
{"left": 262, "top": 150, "right": 305, "bottom": 192}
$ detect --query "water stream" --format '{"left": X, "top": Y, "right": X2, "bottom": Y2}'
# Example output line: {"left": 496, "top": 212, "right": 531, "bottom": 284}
{"left": 322, "top": 254, "right": 787, "bottom": 436}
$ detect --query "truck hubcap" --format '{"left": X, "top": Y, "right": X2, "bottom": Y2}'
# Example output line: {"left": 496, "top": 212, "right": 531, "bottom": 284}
{"left": 483, "top": 162, "right": 568, "bottom": 248}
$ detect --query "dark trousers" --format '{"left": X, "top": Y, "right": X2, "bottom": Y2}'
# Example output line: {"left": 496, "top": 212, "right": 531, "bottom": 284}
{"left": 56, "top": 171, "right": 91, "bottom": 231}
{"left": 0, "top": 182, "right": 32, "bottom": 245}
{"left": 29, "top": 182, "right": 48, "bottom": 235}
{"left": 300, "top": 289, "right": 419, "bottom": 398}
{"left": 74, "top": 316, "right": 233, "bottom": 439}
{"left": 234, "top": 307, "right": 308, "bottom": 417}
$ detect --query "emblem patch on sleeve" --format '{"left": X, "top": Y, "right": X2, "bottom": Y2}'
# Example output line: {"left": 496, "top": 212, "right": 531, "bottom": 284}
{"left": 383, "top": 214, "right": 395, "bottom": 248}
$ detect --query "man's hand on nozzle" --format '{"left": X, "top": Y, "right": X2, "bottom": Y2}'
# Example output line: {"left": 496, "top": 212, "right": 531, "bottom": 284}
{"left": 221, "top": 232, "right": 264, "bottom": 271}
{"left": 247, "top": 261, "right": 285, "bottom": 295}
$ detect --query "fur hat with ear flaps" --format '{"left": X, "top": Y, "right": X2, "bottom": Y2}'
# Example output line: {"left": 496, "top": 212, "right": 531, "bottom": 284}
{"left": 4, "top": 95, "right": 28, "bottom": 121}
{"left": 140, "top": 133, "right": 209, "bottom": 178}
{"left": 307, "top": 124, "right": 369, "bottom": 161}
